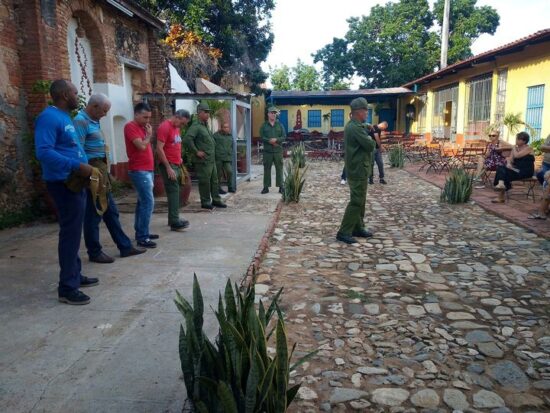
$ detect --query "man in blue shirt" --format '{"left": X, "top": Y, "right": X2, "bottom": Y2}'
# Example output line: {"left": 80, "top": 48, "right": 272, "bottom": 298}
{"left": 35, "top": 80, "right": 98, "bottom": 305}
{"left": 73, "top": 94, "right": 146, "bottom": 263}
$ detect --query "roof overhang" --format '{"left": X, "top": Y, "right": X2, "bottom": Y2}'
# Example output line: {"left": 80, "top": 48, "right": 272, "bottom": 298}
{"left": 140, "top": 92, "right": 253, "bottom": 102}
{"left": 103, "top": 0, "right": 164, "bottom": 30}
{"left": 270, "top": 88, "right": 412, "bottom": 106}
{"left": 403, "top": 28, "right": 550, "bottom": 89}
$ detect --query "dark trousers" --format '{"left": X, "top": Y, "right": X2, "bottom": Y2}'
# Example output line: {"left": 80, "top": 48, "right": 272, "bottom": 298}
{"left": 536, "top": 161, "right": 550, "bottom": 185}
{"left": 370, "top": 149, "right": 385, "bottom": 179}
{"left": 84, "top": 189, "right": 132, "bottom": 258}
{"left": 494, "top": 165, "right": 531, "bottom": 190}
{"left": 341, "top": 167, "right": 346, "bottom": 180}
{"left": 46, "top": 182, "right": 85, "bottom": 295}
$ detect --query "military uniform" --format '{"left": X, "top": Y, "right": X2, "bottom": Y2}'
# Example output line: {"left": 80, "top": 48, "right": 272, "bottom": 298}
{"left": 337, "top": 98, "right": 375, "bottom": 242}
{"left": 260, "top": 114, "right": 286, "bottom": 190}
{"left": 213, "top": 131, "right": 234, "bottom": 192}
{"left": 183, "top": 113, "right": 223, "bottom": 207}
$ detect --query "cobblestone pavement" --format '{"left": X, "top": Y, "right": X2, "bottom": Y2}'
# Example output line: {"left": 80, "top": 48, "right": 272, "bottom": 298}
{"left": 256, "top": 161, "right": 550, "bottom": 413}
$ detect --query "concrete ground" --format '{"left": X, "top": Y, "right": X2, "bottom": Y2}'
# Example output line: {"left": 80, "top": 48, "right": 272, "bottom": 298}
{"left": 0, "top": 166, "right": 280, "bottom": 413}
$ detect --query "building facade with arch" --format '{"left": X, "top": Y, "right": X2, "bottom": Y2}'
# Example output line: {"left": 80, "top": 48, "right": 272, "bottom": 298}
{"left": 0, "top": 0, "right": 170, "bottom": 218}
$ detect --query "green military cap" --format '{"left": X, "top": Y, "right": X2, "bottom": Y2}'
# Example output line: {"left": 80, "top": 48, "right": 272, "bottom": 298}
{"left": 197, "top": 102, "right": 210, "bottom": 112}
{"left": 267, "top": 106, "right": 279, "bottom": 113}
{"left": 350, "top": 97, "right": 369, "bottom": 110}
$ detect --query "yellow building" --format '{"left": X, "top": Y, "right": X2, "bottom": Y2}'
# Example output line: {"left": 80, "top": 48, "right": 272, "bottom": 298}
{"left": 403, "top": 29, "right": 550, "bottom": 145}
{"left": 252, "top": 89, "right": 412, "bottom": 139}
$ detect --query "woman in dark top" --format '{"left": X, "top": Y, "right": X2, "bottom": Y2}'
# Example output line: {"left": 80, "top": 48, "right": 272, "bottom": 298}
{"left": 492, "top": 132, "right": 535, "bottom": 203}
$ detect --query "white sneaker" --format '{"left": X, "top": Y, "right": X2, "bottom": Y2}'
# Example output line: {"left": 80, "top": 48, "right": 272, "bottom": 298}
{"left": 340, "top": 179, "right": 346, "bottom": 185}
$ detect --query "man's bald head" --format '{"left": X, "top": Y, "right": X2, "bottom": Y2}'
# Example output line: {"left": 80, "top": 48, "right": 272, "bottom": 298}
{"left": 86, "top": 93, "right": 111, "bottom": 121}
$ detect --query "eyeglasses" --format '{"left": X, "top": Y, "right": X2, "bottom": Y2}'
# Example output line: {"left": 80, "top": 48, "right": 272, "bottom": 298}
{"left": 488, "top": 134, "right": 498, "bottom": 137}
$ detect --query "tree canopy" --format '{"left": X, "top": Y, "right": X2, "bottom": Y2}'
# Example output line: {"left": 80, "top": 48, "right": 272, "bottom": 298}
{"left": 270, "top": 60, "right": 323, "bottom": 91}
{"left": 313, "top": 0, "right": 499, "bottom": 88}
{"left": 135, "top": 0, "right": 275, "bottom": 93}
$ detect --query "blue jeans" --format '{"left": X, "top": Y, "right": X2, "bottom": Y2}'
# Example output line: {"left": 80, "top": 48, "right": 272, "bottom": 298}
{"left": 129, "top": 171, "right": 154, "bottom": 242}
{"left": 371, "top": 149, "right": 385, "bottom": 179}
{"left": 46, "top": 182, "right": 85, "bottom": 295}
{"left": 84, "top": 190, "right": 133, "bottom": 258}
{"left": 536, "top": 161, "right": 550, "bottom": 185}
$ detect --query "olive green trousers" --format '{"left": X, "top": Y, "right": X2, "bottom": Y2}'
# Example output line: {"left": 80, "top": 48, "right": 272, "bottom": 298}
{"left": 338, "top": 178, "right": 368, "bottom": 235}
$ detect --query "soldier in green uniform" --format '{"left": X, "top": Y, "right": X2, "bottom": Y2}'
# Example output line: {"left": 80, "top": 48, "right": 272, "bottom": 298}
{"left": 183, "top": 102, "right": 227, "bottom": 209}
{"left": 213, "top": 121, "right": 235, "bottom": 194}
{"left": 260, "top": 106, "right": 286, "bottom": 194}
{"left": 336, "top": 97, "right": 376, "bottom": 244}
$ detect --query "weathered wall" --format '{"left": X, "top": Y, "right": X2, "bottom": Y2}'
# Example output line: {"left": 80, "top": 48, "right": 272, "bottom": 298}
{"left": 0, "top": 0, "right": 170, "bottom": 216}
{"left": 0, "top": 0, "right": 35, "bottom": 215}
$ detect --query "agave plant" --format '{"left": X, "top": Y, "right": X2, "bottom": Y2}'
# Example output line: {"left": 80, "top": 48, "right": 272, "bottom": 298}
{"left": 175, "top": 275, "right": 316, "bottom": 413}
{"left": 440, "top": 168, "right": 474, "bottom": 204}
{"left": 290, "top": 143, "right": 306, "bottom": 169}
{"left": 282, "top": 161, "right": 308, "bottom": 203}
{"left": 388, "top": 144, "right": 405, "bottom": 168}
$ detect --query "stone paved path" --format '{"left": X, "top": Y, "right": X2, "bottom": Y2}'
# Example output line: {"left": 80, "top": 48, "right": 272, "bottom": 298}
{"left": 255, "top": 161, "right": 550, "bottom": 413}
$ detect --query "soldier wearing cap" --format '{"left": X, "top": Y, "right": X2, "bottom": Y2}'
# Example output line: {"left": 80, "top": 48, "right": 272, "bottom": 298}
{"left": 260, "top": 106, "right": 286, "bottom": 194}
{"left": 336, "top": 97, "right": 376, "bottom": 244}
{"left": 213, "top": 121, "right": 235, "bottom": 194}
{"left": 183, "top": 102, "right": 227, "bottom": 209}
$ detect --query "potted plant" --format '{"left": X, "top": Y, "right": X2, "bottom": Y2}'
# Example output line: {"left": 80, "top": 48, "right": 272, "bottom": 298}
{"left": 237, "top": 145, "right": 247, "bottom": 173}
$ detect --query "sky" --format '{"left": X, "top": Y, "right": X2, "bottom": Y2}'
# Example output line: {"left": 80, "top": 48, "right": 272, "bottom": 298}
{"left": 261, "top": 0, "right": 549, "bottom": 85}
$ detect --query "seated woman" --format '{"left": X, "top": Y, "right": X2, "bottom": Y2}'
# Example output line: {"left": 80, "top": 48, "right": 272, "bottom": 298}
{"left": 492, "top": 132, "right": 535, "bottom": 203}
{"left": 474, "top": 130, "right": 511, "bottom": 183}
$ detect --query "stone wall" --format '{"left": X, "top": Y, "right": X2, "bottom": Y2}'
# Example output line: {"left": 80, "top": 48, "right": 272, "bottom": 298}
{"left": 0, "top": 0, "right": 170, "bottom": 217}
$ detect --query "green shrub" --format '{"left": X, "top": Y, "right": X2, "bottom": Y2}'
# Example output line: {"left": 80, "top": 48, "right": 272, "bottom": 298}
{"left": 530, "top": 139, "right": 543, "bottom": 156}
{"left": 0, "top": 199, "right": 43, "bottom": 230}
{"left": 175, "top": 275, "right": 315, "bottom": 413}
{"left": 440, "top": 168, "right": 474, "bottom": 204}
{"left": 282, "top": 161, "right": 307, "bottom": 203}
{"left": 388, "top": 144, "right": 405, "bottom": 168}
{"left": 290, "top": 143, "right": 306, "bottom": 169}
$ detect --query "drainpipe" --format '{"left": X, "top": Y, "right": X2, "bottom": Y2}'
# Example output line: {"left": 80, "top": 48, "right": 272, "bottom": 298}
{"left": 440, "top": 0, "right": 451, "bottom": 69}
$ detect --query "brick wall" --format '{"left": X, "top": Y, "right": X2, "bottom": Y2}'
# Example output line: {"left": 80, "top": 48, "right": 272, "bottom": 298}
{"left": 0, "top": 0, "right": 170, "bottom": 217}
{"left": 0, "top": 0, "right": 35, "bottom": 215}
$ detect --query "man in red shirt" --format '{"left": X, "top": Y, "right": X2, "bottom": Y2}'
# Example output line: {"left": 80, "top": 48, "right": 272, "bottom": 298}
{"left": 124, "top": 103, "right": 158, "bottom": 248}
{"left": 156, "top": 109, "right": 191, "bottom": 231}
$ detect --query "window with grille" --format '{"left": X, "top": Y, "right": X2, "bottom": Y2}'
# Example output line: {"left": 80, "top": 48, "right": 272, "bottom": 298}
{"left": 465, "top": 73, "right": 492, "bottom": 139}
{"left": 432, "top": 84, "right": 458, "bottom": 140}
{"left": 330, "top": 109, "right": 344, "bottom": 127}
{"left": 495, "top": 69, "right": 507, "bottom": 135}
{"left": 307, "top": 110, "right": 321, "bottom": 128}
{"left": 526, "top": 84, "right": 545, "bottom": 141}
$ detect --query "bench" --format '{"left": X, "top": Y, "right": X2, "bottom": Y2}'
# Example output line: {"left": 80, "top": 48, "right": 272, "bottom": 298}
{"left": 505, "top": 176, "right": 539, "bottom": 202}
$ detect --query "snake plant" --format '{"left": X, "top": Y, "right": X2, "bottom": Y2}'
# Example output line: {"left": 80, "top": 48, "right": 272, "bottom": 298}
{"left": 440, "top": 168, "right": 474, "bottom": 204}
{"left": 389, "top": 144, "right": 405, "bottom": 168}
{"left": 175, "top": 275, "right": 316, "bottom": 413}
